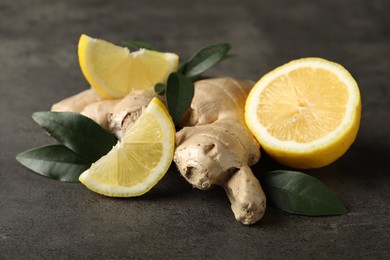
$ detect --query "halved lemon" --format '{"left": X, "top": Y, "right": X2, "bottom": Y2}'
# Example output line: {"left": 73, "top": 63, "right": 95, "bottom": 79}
{"left": 79, "top": 98, "right": 175, "bottom": 197}
{"left": 78, "top": 34, "right": 179, "bottom": 99}
{"left": 245, "top": 57, "right": 361, "bottom": 169}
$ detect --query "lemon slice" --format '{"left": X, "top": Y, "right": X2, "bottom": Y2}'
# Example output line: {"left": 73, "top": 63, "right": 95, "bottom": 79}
{"left": 78, "top": 34, "right": 179, "bottom": 99}
{"left": 245, "top": 57, "right": 361, "bottom": 168}
{"left": 79, "top": 98, "right": 175, "bottom": 197}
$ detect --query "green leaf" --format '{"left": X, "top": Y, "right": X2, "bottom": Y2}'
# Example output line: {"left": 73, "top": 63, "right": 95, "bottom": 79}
{"left": 165, "top": 73, "right": 194, "bottom": 125}
{"left": 261, "top": 170, "right": 348, "bottom": 216}
{"left": 32, "top": 112, "right": 117, "bottom": 162}
{"left": 154, "top": 83, "right": 166, "bottom": 95}
{"left": 122, "top": 40, "right": 159, "bottom": 51}
{"left": 16, "top": 145, "right": 90, "bottom": 182}
{"left": 181, "top": 43, "right": 231, "bottom": 80}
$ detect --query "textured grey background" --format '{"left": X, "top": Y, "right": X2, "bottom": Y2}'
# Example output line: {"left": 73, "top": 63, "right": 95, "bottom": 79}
{"left": 1, "top": 0, "right": 389, "bottom": 259}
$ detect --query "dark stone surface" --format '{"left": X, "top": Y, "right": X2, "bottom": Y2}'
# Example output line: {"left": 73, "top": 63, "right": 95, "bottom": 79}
{"left": 1, "top": 0, "right": 389, "bottom": 258}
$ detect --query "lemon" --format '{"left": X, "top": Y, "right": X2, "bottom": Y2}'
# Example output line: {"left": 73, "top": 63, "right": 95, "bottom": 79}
{"left": 78, "top": 34, "right": 179, "bottom": 99}
{"left": 79, "top": 98, "right": 175, "bottom": 197}
{"left": 245, "top": 57, "right": 361, "bottom": 169}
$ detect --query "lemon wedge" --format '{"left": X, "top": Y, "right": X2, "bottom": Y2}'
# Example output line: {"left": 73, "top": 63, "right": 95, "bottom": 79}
{"left": 79, "top": 98, "right": 175, "bottom": 197}
{"left": 245, "top": 57, "right": 361, "bottom": 168}
{"left": 78, "top": 34, "right": 179, "bottom": 99}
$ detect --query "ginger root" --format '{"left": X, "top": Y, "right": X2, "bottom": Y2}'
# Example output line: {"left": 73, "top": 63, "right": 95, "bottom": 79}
{"left": 51, "top": 88, "right": 118, "bottom": 131}
{"left": 107, "top": 90, "right": 161, "bottom": 139}
{"left": 51, "top": 88, "right": 158, "bottom": 138}
{"left": 174, "top": 77, "right": 266, "bottom": 225}
{"left": 51, "top": 77, "right": 266, "bottom": 225}
{"left": 51, "top": 88, "right": 103, "bottom": 113}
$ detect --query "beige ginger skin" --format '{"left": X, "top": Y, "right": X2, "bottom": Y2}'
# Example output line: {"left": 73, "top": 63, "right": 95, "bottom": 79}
{"left": 174, "top": 78, "right": 266, "bottom": 224}
{"left": 52, "top": 89, "right": 158, "bottom": 139}
{"left": 51, "top": 77, "right": 266, "bottom": 225}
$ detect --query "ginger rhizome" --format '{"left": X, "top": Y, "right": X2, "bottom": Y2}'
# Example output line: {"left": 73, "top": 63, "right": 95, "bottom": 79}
{"left": 51, "top": 77, "right": 266, "bottom": 225}
{"left": 174, "top": 78, "right": 265, "bottom": 224}
{"left": 52, "top": 89, "right": 158, "bottom": 139}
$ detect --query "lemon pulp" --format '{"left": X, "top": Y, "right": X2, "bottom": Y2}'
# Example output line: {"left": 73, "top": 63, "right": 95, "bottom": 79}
{"left": 245, "top": 57, "right": 361, "bottom": 168}
{"left": 78, "top": 34, "right": 179, "bottom": 99}
{"left": 79, "top": 98, "right": 175, "bottom": 197}
{"left": 257, "top": 67, "right": 349, "bottom": 143}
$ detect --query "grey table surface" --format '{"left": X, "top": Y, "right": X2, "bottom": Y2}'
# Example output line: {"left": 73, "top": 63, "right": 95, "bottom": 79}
{"left": 1, "top": 0, "right": 389, "bottom": 259}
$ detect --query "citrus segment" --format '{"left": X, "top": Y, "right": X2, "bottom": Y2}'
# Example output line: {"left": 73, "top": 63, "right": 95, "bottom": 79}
{"left": 245, "top": 58, "right": 361, "bottom": 168}
{"left": 79, "top": 98, "right": 175, "bottom": 197}
{"left": 78, "top": 34, "right": 179, "bottom": 99}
